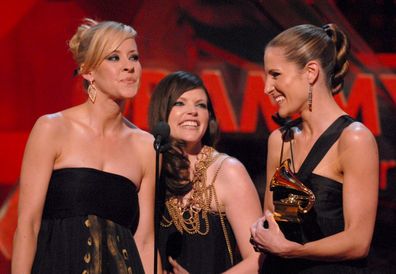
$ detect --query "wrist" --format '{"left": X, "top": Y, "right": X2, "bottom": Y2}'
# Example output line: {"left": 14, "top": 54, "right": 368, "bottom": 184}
{"left": 279, "top": 240, "right": 303, "bottom": 258}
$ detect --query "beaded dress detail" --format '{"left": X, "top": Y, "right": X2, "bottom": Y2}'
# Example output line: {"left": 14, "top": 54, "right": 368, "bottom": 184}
{"left": 159, "top": 146, "right": 239, "bottom": 274}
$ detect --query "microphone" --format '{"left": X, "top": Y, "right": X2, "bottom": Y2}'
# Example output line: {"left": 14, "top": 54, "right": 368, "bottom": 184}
{"left": 152, "top": 121, "right": 170, "bottom": 151}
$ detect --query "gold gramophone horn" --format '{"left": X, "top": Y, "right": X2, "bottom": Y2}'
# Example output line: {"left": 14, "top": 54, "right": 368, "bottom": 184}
{"left": 270, "top": 159, "right": 316, "bottom": 222}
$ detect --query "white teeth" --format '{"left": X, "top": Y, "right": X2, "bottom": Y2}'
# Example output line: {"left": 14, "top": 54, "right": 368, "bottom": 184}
{"left": 180, "top": 121, "right": 198, "bottom": 127}
{"left": 275, "top": 96, "right": 285, "bottom": 104}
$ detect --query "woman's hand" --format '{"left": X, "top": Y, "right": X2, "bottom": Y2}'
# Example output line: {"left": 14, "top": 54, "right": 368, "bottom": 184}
{"left": 164, "top": 257, "right": 189, "bottom": 274}
{"left": 250, "top": 210, "right": 301, "bottom": 258}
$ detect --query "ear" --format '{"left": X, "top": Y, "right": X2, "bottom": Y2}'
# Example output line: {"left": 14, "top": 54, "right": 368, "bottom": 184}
{"left": 81, "top": 70, "right": 94, "bottom": 83}
{"left": 305, "top": 60, "right": 320, "bottom": 85}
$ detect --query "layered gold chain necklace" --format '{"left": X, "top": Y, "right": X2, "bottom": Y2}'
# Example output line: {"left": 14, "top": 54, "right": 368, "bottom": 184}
{"left": 161, "top": 146, "right": 220, "bottom": 235}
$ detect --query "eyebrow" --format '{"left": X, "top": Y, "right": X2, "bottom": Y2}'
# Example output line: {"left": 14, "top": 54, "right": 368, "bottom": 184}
{"left": 267, "top": 69, "right": 279, "bottom": 74}
{"left": 177, "top": 97, "right": 207, "bottom": 103}
{"left": 110, "top": 49, "right": 138, "bottom": 54}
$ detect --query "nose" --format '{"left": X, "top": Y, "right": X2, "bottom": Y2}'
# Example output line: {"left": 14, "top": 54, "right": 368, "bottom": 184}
{"left": 123, "top": 58, "right": 136, "bottom": 73}
{"left": 123, "top": 62, "right": 134, "bottom": 72}
{"left": 264, "top": 80, "right": 274, "bottom": 95}
{"left": 186, "top": 104, "right": 198, "bottom": 116}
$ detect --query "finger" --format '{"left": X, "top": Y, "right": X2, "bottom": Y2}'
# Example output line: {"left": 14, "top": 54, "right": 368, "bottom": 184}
{"left": 168, "top": 256, "right": 178, "bottom": 267}
{"left": 169, "top": 257, "right": 189, "bottom": 274}
{"left": 257, "top": 217, "right": 265, "bottom": 230}
{"left": 250, "top": 217, "right": 261, "bottom": 236}
{"left": 265, "top": 210, "right": 277, "bottom": 229}
{"left": 250, "top": 223, "right": 257, "bottom": 237}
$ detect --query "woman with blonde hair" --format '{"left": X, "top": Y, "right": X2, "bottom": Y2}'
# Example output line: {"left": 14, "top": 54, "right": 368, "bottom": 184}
{"left": 12, "top": 19, "right": 154, "bottom": 274}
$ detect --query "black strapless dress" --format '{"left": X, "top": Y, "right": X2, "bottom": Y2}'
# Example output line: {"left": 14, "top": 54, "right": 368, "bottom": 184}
{"left": 32, "top": 168, "right": 145, "bottom": 274}
{"left": 263, "top": 115, "right": 369, "bottom": 274}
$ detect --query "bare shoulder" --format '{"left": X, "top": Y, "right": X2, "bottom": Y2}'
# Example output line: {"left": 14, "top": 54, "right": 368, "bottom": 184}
{"left": 30, "top": 106, "right": 88, "bottom": 144}
{"left": 214, "top": 154, "right": 260, "bottom": 208}
{"left": 339, "top": 121, "right": 377, "bottom": 151}
{"left": 215, "top": 155, "right": 253, "bottom": 188}
{"left": 268, "top": 128, "right": 282, "bottom": 144}
{"left": 129, "top": 127, "right": 155, "bottom": 145}
{"left": 125, "top": 124, "right": 155, "bottom": 156}
{"left": 36, "top": 104, "right": 86, "bottom": 132}
{"left": 267, "top": 128, "right": 284, "bottom": 162}
{"left": 31, "top": 112, "right": 66, "bottom": 137}
{"left": 268, "top": 129, "right": 283, "bottom": 152}
{"left": 338, "top": 121, "right": 378, "bottom": 172}
{"left": 218, "top": 155, "right": 247, "bottom": 176}
{"left": 23, "top": 112, "right": 69, "bottom": 161}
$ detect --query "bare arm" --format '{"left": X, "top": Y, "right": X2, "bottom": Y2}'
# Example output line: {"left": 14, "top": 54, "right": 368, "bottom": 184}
{"left": 252, "top": 124, "right": 379, "bottom": 261}
{"left": 134, "top": 135, "right": 157, "bottom": 273}
{"left": 263, "top": 130, "right": 283, "bottom": 213}
{"left": 12, "top": 116, "right": 60, "bottom": 273}
{"left": 287, "top": 123, "right": 379, "bottom": 260}
{"left": 217, "top": 157, "right": 264, "bottom": 274}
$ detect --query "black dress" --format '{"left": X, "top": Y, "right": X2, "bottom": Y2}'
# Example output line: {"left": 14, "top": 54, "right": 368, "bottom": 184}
{"left": 158, "top": 150, "right": 240, "bottom": 274}
{"left": 159, "top": 209, "right": 239, "bottom": 274}
{"left": 263, "top": 115, "right": 369, "bottom": 274}
{"left": 32, "top": 168, "right": 145, "bottom": 274}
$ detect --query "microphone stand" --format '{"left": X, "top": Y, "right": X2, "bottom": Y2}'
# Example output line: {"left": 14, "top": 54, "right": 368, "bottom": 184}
{"left": 152, "top": 121, "right": 170, "bottom": 274}
{"left": 153, "top": 139, "right": 169, "bottom": 274}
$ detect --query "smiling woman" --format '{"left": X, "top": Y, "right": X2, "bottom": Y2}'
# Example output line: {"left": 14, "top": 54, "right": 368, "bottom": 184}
{"left": 11, "top": 19, "right": 155, "bottom": 274}
{"left": 167, "top": 88, "right": 210, "bottom": 151}
{"left": 148, "top": 71, "right": 263, "bottom": 274}
{"left": 250, "top": 23, "right": 379, "bottom": 274}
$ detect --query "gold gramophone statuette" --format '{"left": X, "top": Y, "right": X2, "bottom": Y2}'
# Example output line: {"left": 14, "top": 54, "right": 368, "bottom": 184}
{"left": 270, "top": 159, "right": 316, "bottom": 223}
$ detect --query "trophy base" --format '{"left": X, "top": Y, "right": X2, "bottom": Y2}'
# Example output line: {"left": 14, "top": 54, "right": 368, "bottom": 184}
{"left": 273, "top": 201, "right": 302, "bottom": 223}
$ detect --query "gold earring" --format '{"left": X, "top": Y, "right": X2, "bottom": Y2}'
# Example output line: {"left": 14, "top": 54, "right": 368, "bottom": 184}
{"left": 308, "top": 84, "right": 313, "bottom": 112}
{"left": 88, "top": 81, "right": 96, "bottom": 103}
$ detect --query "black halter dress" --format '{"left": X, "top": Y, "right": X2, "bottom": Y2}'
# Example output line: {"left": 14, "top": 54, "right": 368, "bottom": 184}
{"left": 263, "top": 115, "right": 369, "bottom": 274}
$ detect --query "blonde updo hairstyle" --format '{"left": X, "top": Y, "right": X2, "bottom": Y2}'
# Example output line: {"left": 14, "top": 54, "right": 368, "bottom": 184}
{"left": 266, "top": 24, "right": 350, "bottom": 95}
{"left": 69, "top": 18, "right": 137, "bottom": 88}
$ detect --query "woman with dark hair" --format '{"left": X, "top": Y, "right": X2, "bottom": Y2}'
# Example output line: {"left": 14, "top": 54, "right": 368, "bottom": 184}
{"left": 12, "top": 19, "right": 155, "bottom": 274}
{"left": 149, "top": 71, "right": 263, "bottom": 273}
{"left": 250, "top": 24, "right": 378, "bottom": 273}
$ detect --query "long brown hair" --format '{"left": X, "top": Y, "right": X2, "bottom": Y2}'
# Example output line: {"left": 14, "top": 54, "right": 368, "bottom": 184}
{"left": 148, "top": 71, "right": 220, "bottom": 196}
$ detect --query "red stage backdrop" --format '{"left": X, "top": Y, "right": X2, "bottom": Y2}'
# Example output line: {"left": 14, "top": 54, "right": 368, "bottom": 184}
{"left": 0, "top": 1, "right": 395, "bottom": 273}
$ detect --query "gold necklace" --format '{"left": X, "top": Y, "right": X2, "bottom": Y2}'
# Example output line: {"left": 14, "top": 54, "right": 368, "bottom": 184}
{"left": 161, "top": 146, "right": 219, "bottom": 235}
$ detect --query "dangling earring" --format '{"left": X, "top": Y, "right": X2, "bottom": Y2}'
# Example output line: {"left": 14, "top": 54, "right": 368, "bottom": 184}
{"left": 88, "top": 80, "right": 97, "bottom": 103}
{"left": 308, "top": 84, "right": 313, "bottom": 112}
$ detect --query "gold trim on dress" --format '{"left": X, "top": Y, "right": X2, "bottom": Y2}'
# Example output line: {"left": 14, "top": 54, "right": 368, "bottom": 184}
{"left": 161, "top": 146, "right": 219, "bottom": 235}
{"left": 161, "top": 146, "right": 234, "bottom": 265}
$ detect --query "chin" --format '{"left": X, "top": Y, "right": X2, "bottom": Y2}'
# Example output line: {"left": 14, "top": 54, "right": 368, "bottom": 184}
{"left": 278, "top": 107, "right": 299, "bottom": 118}
{"left": 181, "top": 134, "right": 205, "bottom": 146}
{"left": 124, "top": 90, "right": 138, "bottom": 99}
{"left": 182, "top": 137, "right": 201, "bottom": 144}
{"left": 277, "top": 109, "right": 289, "bottom": 118}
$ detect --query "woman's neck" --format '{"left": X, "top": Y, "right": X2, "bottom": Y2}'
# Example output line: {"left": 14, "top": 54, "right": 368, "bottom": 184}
{"left": 300, "top": 89, "right": 346, "bottom": 138}
{"left": 184, "top": 143, "right": 204, "bottom": 158}
{"left": 83, "top": 99, "right": 125, "bottom": 136}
